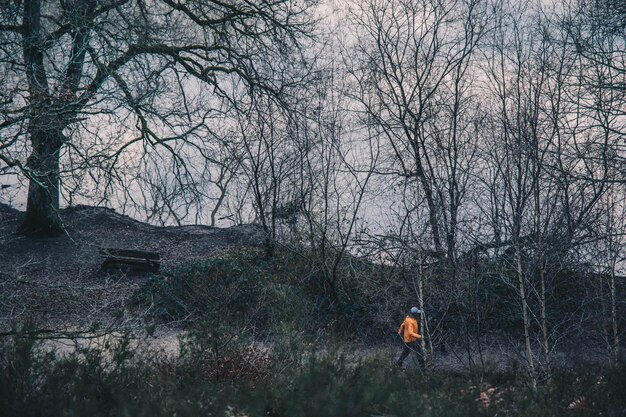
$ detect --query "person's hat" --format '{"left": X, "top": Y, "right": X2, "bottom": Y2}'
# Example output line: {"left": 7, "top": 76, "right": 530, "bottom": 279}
{"left": 410, "top": 307, "right": 421, "bottom": 314}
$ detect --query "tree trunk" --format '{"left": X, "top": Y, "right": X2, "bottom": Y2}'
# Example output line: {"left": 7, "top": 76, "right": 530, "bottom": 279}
{"left": 610, "top": 268, "right": 620, "bottom": 366}
{"left": 20, "top": 0, "right": 64, "bottom": 236}
{"left": 516, "top": 242, "right": 537, "bottom": 390}
{"left": 539, "top": 265, "right": 552, "bottom": 378}
{"left": 263, "top": 234, "right": 275, "bottom": 260}
{"left": 20, "top": 130, "right": 64, "bottom": 236}
{"left": 416, "top": 268, "right": 429, "bottom": 368}
{"left": 414, "top": 249, "right": 431, "bottom": 368}
{"left": 210, "top": 183, "right": 228, "bottom": 227}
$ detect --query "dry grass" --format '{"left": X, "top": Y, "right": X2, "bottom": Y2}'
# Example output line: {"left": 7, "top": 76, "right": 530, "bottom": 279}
{"left": 0, "top": 204, "right": 263, "bottom": 329}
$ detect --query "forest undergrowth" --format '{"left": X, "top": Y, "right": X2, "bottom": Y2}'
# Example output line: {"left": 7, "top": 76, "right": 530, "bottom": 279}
{"left": 1, "top": 321, "right": 625, "bottom": 417}
{"left": 2, "top": 248, "right": 625, "bottom": 416}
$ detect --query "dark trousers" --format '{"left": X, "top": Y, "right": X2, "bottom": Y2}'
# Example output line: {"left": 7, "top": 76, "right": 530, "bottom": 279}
{"left": 396, "top": 341, "right": 424, "bottom": 368}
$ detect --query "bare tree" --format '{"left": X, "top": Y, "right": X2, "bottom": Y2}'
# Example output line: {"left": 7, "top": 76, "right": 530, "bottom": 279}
{"left": 593, "top": 187, "right": 625, "bottom": 367}
{"left": 0, "top": 0, "right": 313, "bottom": 235}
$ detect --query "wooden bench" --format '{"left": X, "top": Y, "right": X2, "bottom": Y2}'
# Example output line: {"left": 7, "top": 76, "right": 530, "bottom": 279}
{"left": 98, "top": 248, "right": 161, "bottom": 272}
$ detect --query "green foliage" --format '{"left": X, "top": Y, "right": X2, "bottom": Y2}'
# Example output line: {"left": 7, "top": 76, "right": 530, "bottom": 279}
{"left": 131, "top": 251, "right": 267, "bottom": 323}
{"left": 129, "top": 248, "right": 388, "bottom": 341}
{"left": 491, "top": 368, "right": 626, "bottom": 417}
{"left": 2, "top": 326, "right": 625, "bottom": 417}
{"left": 260, "top": 351, "right": 482, "bottom": 417}
{"left": 0, "top": 324, "right": 146, "bottom": 417}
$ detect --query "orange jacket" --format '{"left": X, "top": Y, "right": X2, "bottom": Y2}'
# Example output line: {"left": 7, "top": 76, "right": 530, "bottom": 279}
{"left": 398, "top": 316, "right": 422, "bottom": 343}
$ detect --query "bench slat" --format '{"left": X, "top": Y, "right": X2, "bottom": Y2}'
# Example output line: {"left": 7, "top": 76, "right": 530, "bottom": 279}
{"left": 99, "top": 248, "right": 161, "bottom": 260}
{"left": 99, "top": 247, "right": 161, "bottom": 271}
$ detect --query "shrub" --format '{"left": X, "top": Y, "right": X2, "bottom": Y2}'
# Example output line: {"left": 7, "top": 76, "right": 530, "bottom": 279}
{"left": 1, "top": 325, "right": 625, "bottom": 417}
{"left": 129, "top": 248, "right": 377, "bottom": 340}
{"left": 176, "top": 320, "right": 272, "bottom": 384}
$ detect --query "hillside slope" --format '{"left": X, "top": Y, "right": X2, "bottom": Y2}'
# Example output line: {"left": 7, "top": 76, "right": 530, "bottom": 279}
{"left": 0, "top": 204, "right": 264, "bottom": 329}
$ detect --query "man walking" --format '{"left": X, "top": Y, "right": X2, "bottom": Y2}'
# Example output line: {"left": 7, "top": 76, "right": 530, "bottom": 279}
{"left": 395, "top": 307, "right": 424, "bottom": 368}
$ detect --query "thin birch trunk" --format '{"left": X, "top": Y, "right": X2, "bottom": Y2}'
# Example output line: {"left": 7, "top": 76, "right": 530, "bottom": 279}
{"left": 415, "top": 250, "right": 430, "bottom": 368}
{"left": 516, "top": 243, "right": 537, "bottom": 390}
{"left": 539, "top": 265, "right": 552, "bottom": 378}
{"left": 610, "top": 268, "right": 620, "bottom": 366}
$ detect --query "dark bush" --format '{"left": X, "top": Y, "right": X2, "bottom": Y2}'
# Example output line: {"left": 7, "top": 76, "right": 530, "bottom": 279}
{"left": 129, "top": 248, "right": 392, "bottom": 341}
{"left": 1, "top": 325, "right": 626, "bottom": 417}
